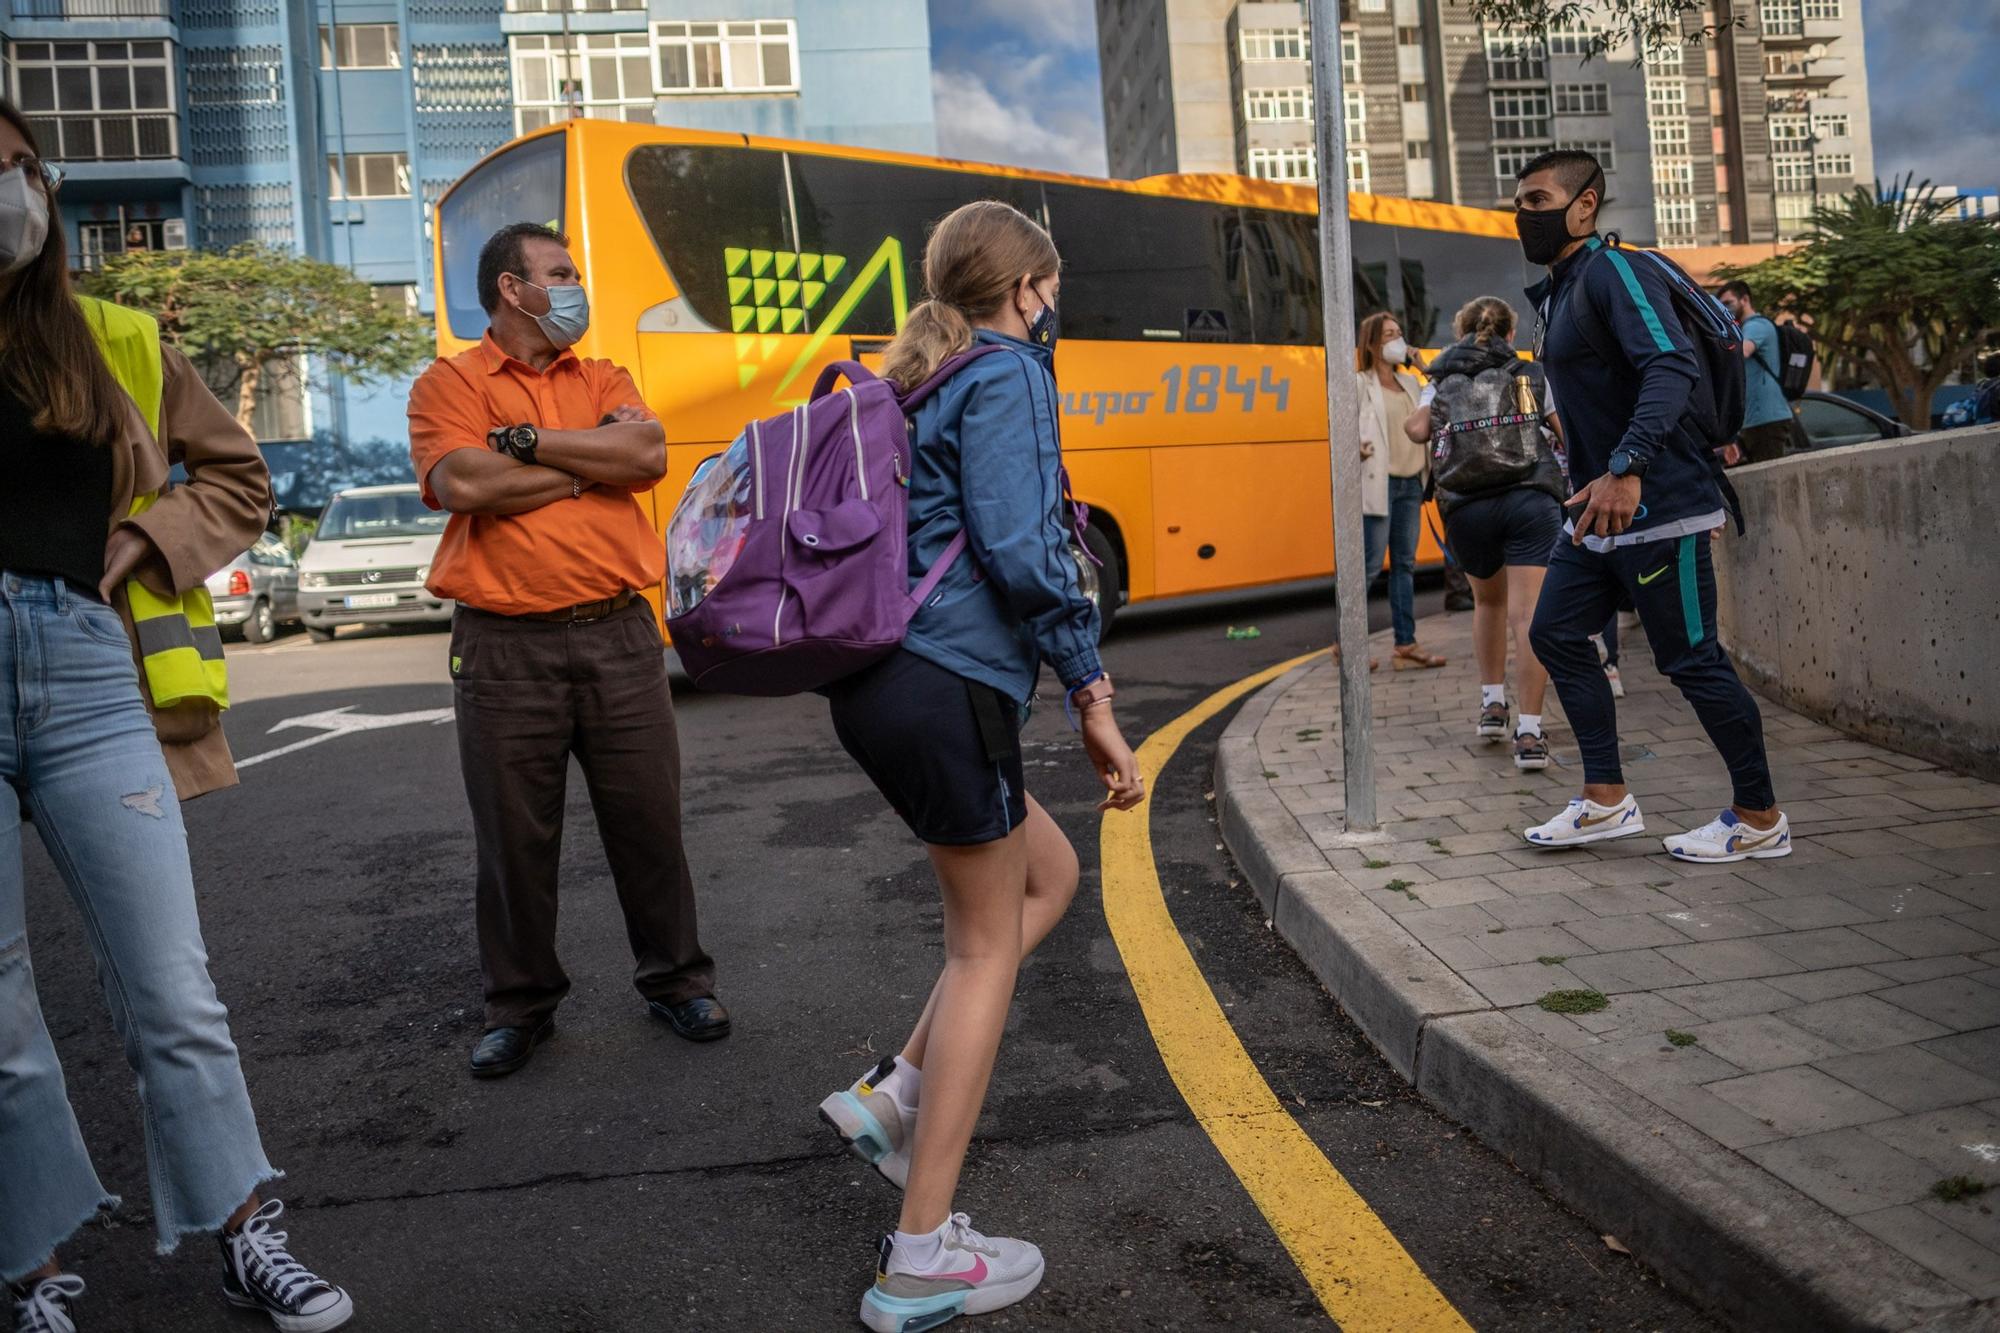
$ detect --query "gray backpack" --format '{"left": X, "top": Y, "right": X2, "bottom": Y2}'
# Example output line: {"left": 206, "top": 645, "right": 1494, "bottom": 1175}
{"left": 1428, "top": 362, "right": 1548, "bottom": 497}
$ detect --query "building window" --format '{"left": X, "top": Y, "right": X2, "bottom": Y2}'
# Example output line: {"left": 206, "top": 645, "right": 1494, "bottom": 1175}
{"left": 1347, "top": 148, "right": 1370, "bottom": 192}
{"left": 1545, "top": 20, "right": 1602, "bottom": 60}
{"left": 1494, "top": 145, "right": 1551, "bottom": 192}
{"left": 1811, "top": 111, "right": 1849, "bottom": 140}
{"left": 1813, "top": 152, "right": 1852, "bottom": 177}
{"left": 1645, "top": 44, "right": 1685, "bottom": 75}
{"left": 1396, "top": 25, "right": 1422, "bottom": 46}
{"left": 1801, "top": 0, "right": 1841, "bottom": 19}
{"left": 1772, "top": 153, "right": 1813, "bottom": 191}
{"left": 1767, "top": 112, "right": 1811, "bottom": 146}
{"left": 1650, "top": 117, "right": 1690, "bottom": 150}
{"left": 327, "top": 152, "right": 412, "bottom": 200}
{"left": 76, "top": 210, "right": 183, "bottom": 270}
{"left": 1553, "top": 82, "right": 1609, "bottom": 114}
{"left": 1489, "top": 90, "right": 1551, "bottom": 141}
{"left": 1400, "top": 82, "right": 1425, "bottom": 103}
{"left": 9, "top": 39, "right": 177, "bottom": 161}
{"left": 319, "top": 24, "right": 401, "bottom": 70}
{"left": 1244, "top": 87, "right": 1312, "bottom": 122}
{"left": 1647, "top": 81, "right": 1687, "bottom": 117}
{"left": 1405, "top": 139, "right": 1431, "bottom": 159}
{"left": 1345, "top": 87, "right": 1366, "bottom": 141}
{"left": 512, "top": 33, "right": 654, "bottom": 133}
{"left": 1775, "top": 193, "right": 1814, "bottom": 240}
{"left": 1359, "top": 0, "right": 1387, "bottom": 12}
{"left": 1239, "top": 27, "right": 1307, "bottom": 62}
{"left": 1656, "top": 197, "right": 1698, "bottom": 243}
{"left": 1559, "top": 138, "right": 1616, "bottom": 170}
{"left": 1483, "top": 32, "right": 1546, "bottom": 83}
{"left": 652, "top": 19, "right": 797, "bottom": 94}
{"left": 505, "top": 0, "right": 644, "bottom": 10}
{"left": 1652, "top": 157, "right": 1695, "bottom": 194}
{"left": 1247, "top": 145, "right": 1316, "bottom": 183}
{"left": 1341, "top": 30, "right": 1361, "bottom": 85}
{"left": 1759, "top": 0, "right": 1802, "bottom": 35}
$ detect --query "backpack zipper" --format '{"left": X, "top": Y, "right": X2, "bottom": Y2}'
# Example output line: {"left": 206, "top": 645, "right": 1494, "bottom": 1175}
{"left": 845, "top": 388, "right": 869, "bottom": 500}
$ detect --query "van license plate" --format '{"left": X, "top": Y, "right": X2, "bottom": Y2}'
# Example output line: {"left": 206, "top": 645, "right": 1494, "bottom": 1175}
{"left": 344, "top": 593, "right": 398, "bottom": 609}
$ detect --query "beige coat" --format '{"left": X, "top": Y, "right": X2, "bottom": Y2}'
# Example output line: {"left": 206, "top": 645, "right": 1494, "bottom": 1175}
{"left": 1353, "top": 368, "right": 1424, "bottom": 517}
{"left": 105, "top": 343, "right": 274, "bottom": 799}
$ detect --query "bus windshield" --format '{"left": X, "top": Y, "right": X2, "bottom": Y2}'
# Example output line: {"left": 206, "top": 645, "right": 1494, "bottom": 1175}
{"left": 317, "top": 492, "right": 448, "bottom": 541}
{"left": 438, "top": 133, "right": 566, "bottom": 341}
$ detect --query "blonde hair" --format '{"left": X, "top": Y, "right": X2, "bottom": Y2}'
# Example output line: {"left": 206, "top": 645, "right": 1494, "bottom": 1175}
{"left": 1355, "top": 310, "right": 1399, "bottom": 372}
{"left": 1453, "top": 296, "right": 1517, "bottom": 343}
{"left": 881, "top": 200, "right": 1060, "bottom": 392}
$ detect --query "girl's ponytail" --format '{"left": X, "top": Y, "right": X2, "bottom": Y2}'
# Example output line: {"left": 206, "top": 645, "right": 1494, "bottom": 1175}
{"left": 881, "top": 299, "right": 974, "bottom": 394}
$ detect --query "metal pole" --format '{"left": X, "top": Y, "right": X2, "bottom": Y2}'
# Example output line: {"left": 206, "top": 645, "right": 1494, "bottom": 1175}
{"left": 1307, "top": 0, "right": 1376, "bottom": 833}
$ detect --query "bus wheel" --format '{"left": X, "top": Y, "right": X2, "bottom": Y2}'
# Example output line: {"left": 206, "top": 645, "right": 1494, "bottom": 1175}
{"left": 1070, "top": 521, "right": 1121, "bottom": 640}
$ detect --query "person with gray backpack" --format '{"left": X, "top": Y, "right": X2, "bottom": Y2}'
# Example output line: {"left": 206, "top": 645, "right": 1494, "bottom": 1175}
{"left": 1404, "top": 296, "right": 1566, "bottom": 770}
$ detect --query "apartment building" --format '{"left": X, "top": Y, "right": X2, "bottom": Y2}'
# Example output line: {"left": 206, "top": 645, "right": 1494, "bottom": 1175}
{"left": 1095, "top": 0, "right": 1874, "bottom": 248}
{"left": 1, "top": 0, "right": 933, "bottom": 458}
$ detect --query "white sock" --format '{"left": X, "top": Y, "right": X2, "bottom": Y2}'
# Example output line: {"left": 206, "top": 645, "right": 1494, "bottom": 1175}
{"left": 1516, "top": 713, "right": 1543, "bottom": 737}
{"left": 892, "top": 1219, "right": 951, "bottom": 1270}
{"left": 877, "top": 1057, "right": 921, "bottom": 1117}
{"left": 1481, "top": 684, "right": 1506, "bottom": 707}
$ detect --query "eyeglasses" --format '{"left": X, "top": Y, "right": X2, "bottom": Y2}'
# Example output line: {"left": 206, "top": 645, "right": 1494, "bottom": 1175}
{"left": 1, "top": 154, "right": 64, "bottom": 192}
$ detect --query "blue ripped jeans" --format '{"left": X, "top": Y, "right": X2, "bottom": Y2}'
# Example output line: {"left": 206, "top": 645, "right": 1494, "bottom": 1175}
{"left": 0, "top": 575, "right": 274, "bottom": 1281}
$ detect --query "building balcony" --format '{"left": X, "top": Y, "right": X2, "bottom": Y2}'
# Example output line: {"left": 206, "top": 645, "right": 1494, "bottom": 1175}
{"left": 1765, "top": 54, "right": 1846, "bottom": 83}
{"left": 8, "top": 0, "right": 171, "bottom": 15}
{"left": 28, "top": 112, "right": 178, "bottom": 164}
{"left": 1803, "top": 18, "right": 1844, "bottom": 40}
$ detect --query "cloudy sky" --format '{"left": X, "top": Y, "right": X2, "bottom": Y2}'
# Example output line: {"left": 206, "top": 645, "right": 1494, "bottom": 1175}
{"left": 930, "top": 0, "right": 1999, "bottom": 191}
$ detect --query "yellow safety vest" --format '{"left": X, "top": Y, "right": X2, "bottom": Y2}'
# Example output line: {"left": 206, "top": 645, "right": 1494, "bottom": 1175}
{"left": 78, "top": 295, "right": 230, "bottom": 711}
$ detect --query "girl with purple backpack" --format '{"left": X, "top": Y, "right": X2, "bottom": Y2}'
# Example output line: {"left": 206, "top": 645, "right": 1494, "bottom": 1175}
{"left": 813, "top": 200, "right": 1145, "bottom": 1332}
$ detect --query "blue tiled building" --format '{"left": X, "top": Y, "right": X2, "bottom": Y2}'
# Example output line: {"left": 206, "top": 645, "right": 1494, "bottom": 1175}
{"left": 3, "top": 0, "right": 934, "bottom": 498}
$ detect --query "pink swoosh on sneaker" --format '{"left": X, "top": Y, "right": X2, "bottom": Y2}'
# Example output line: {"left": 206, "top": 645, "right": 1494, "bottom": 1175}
{"left": 915, "top": 1255, "right": 988, "bottom": 1284}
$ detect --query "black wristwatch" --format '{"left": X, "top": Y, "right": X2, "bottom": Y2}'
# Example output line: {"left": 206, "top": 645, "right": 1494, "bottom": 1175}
{"left": 1607, "top": 448, "right": 1650, "bottom": 479}
{"left": 491, "top": 423, "right": 539, "bottom": 466}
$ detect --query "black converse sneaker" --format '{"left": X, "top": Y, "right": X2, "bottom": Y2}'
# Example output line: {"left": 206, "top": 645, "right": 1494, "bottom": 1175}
{"left": 11, "top": 1275, "right": 84, "bottom": 1333}
{"left": 219, "top": 1200, "right": 353, "bottom": 1332}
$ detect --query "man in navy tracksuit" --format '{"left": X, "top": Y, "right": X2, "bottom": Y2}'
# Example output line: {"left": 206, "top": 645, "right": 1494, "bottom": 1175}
{"left": 1510, "top": 149, "right": 1790, "bottom": 864}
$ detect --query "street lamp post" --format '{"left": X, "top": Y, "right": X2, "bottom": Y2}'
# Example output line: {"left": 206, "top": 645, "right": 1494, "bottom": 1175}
{"left": 1307, "top": 0, "right": 1377, "bottom": 833}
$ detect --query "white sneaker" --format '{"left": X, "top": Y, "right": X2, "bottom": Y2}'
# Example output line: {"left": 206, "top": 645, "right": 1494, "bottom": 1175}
{"left": 1664, "top": 810, "right": 1792, "bottom": 863}
{"left": 1589, "top": 633, "right": 1609, "bottom": 665}
{"left": 1524, "top": 795, "right": 1645, "bottom": 848}
{"left": 219, "top": 1201, "right": 353, "bottom": 1333}
{"left": 1604, "top": 664, "right": 1625, "bottom": 698}
{"left": 818, "top": 1057, "right": 911, "bottom": 1189}
{"left": 860, "top": 1215, "right": 1046, "bottom": 1332}
{"left": 11, "top": 1275, "right": 84, "bottom": 1333}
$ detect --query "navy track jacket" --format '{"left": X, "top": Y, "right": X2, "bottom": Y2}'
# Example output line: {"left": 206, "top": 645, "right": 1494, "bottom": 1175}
{"left": 1527, "top": 236, "right": 1726, "bottom": 544}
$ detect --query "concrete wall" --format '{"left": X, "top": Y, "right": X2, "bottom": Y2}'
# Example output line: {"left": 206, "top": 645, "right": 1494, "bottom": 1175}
{"left": 1712, "top": 427, "right": 2000, "bottom": 780}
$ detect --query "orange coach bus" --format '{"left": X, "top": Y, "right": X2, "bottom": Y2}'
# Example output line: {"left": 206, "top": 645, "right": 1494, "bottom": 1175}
{"left": 428, "top": 119, "right": 1530, "bottom": 632}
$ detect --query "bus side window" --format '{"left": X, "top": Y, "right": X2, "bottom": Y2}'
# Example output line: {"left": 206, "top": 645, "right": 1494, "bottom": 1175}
{"left": 626, "top": 145, "right": 794, "bottom": 335}
{"left": 1242, "top": 209, "right": 1321, "bottom": 346}
{"left": 1046, "top": 184, "right": 1252, "bottom": 345}
{"left": 1399, "top": 260, "right": 1440, "bottom": 348}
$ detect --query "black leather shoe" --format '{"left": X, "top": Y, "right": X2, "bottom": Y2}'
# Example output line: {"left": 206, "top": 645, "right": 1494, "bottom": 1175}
{"left": 469, "top": 1017, "right": 554, "bottom": 1078}
{"left": 649, "top": 995, "right": 731, "bottom": 1042}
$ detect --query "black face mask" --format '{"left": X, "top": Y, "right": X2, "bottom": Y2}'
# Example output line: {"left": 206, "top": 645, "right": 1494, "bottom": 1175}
{"left": 1516, "top": 169, "right": 1602, "bottom": 266}
{"left": 1026, "top": 283, "right": 1058, "bottom": 351}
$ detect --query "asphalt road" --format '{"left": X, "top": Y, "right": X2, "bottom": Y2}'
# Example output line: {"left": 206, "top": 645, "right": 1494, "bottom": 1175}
{"left": 23, "top": 581, "right": 1720, "bottom": 1332}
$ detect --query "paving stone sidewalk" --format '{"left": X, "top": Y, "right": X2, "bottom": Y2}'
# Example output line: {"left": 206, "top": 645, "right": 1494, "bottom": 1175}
{"left": 1216, "top": 609, "right": 2000, "bottom": 1329}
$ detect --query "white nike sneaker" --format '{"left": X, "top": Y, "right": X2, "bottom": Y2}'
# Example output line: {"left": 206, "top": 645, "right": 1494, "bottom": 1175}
{"left": 860, "top": 1215, "right": 1046, "bottom": 1332}
{"left": 1664, "top": 810, "right": 1792, "bottom": 863}
{"left": 818, "top": 1057, "right": 912, "bottom": 1189}
{"left": 1523, "top": 795, "right": 1645, "bottom": 848}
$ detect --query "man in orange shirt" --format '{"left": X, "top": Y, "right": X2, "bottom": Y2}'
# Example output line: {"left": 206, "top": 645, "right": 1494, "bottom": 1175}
{"left": 407, "top": 222, "right": 727, "bottom": 1079}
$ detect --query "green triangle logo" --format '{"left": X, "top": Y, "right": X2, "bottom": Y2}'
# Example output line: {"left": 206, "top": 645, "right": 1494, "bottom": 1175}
{"left": 753, "top": 277, "right": 776, "bottom": 305}
{"left": 775, "top": 251, "right": 797, "bottom": 278}
{"left": 750, "top": 248, "right": 774, "bottom": 277}
{"left": 802, "top": 280, "right": 826, "bottom": 308}
{"left": 731, "top": 306, "right": 753, "bottom": 333}
{"left": 738, "top": 365, "right": 757, "bottom": 389}
{"left": 823, "top": 254, "right": 846, "bottom": 281}
{"left": 728, "top": 276, "right": 751, "bottom": 303}
{"left": 780, "top": 307, "right": 804, "bottom": 332}
{"left": 759, "top": 335, "right": 780, "bottom": 359}
{"left": 756, "top": 307, "right": 779, "bottom": 333}
{"left": 734, "top": 334, "right": 756, "bottom": 358}
{"left": 778, "top": 279, "right": 800, "bottom": 307}
{"left": 725, "top": 247, "right": 748, "bottom": 276}
{"left": 799, "top": 253, "right": 821, "bottom": 280}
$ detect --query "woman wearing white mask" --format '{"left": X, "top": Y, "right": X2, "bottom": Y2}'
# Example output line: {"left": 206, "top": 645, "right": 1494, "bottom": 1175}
{"left": 0, "top": 100, "right": 353, "bottom": 1333}
{"left": 1354, "top": 312, "right": 1445, "bottom": 669}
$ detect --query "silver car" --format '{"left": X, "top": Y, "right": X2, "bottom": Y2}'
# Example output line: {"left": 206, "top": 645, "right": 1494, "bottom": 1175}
{"left": 297, "top": 484, "right": 452, "bottom": 642}
{"left": 206, "top": 533, "right": 301, "bottom": 644}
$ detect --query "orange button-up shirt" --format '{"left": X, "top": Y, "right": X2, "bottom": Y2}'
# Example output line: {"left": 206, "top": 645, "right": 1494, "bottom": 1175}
{"left": 407, "top": 333, "right": 664, "bottom": 616}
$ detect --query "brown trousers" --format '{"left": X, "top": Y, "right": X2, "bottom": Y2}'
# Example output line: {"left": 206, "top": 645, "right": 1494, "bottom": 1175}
{"left": 450, "top": 599, "right": 714, "bottom": 1029}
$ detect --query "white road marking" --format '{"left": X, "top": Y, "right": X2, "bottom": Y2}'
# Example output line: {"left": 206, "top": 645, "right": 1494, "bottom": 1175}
{"left": 235, "top": 705, "right": 453, "bottom": 770}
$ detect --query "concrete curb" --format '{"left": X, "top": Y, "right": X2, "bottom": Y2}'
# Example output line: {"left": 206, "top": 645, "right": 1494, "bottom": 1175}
{"left": 1214, "top": 665, "right": 1984, "bottom": 1332}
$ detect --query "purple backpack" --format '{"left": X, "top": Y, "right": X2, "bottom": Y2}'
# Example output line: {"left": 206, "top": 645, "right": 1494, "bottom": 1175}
{"left": 664, "top": 347, "right": 1004, "bottom": 695}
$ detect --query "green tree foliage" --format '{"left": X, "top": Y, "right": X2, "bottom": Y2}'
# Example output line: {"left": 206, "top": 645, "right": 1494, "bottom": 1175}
{"left": 1717, "top": 180, "right": 2000, "bottom": 426}
{"left": 79, "top": 244, "right": 434, "bottom": 435}
{"left": 1466, "top": 0, "right": 1725, "bottom": 60}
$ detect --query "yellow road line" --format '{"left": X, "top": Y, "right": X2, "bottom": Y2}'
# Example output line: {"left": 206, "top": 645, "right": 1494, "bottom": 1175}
{"left": 1099, "top": 650, "right": 1471, "bottom": 1332}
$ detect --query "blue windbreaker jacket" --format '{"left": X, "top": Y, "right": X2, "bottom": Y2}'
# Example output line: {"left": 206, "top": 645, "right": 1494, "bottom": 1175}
{"left": 901, "top": 330, "right": 1103, "bottom": 706}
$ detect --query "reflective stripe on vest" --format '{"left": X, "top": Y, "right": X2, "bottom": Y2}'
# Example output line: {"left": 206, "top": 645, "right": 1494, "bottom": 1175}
{"left": 80, "top": 295, "right": 230, "bottom": 711}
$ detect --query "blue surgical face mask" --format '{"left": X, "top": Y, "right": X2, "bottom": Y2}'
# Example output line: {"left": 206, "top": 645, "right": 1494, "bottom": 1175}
{"left": 515, "top": 277, "right": 590, "bottom": 348}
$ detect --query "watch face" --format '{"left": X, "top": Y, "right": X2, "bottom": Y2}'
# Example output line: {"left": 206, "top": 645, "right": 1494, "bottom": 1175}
{"left": 511, "top": 426, "right": 536, "bottom": 451}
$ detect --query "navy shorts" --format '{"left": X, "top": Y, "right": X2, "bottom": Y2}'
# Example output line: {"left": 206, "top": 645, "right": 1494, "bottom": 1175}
{"left": 826, "top": 649, "right": 1027, "bottom": 846}
{"left": 1444, "top": 488, "right": 1564, "bottom": 579}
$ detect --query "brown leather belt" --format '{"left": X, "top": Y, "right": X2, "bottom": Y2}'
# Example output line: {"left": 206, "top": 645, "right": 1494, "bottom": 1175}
{"left": 513, "top": 590, "right": 638, "bottom": 624}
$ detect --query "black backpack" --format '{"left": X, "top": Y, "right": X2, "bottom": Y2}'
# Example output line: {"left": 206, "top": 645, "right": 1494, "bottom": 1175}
{"left": 1773, "top": 321, "right": 1815, "bottom": 400}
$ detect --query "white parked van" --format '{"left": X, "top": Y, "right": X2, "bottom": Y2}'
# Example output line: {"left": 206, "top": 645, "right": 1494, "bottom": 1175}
{"left": 298, "top": 483, "right": 452, "bottom": 641}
